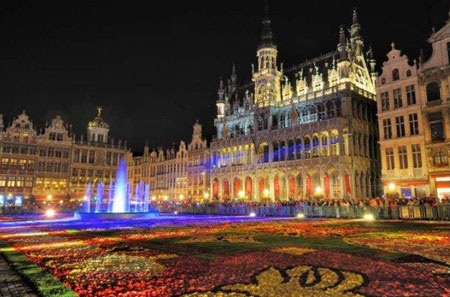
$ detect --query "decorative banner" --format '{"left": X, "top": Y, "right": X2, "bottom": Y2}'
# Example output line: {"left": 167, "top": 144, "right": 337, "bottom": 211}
{"left": 306, "top": 176, "right": 312, "bottom": 194}
{"left": 234, "top": 178, "right": 241, "bottom": 197}
{"left": 289, "top": 177, "right": 295, "bottom": 196}
{"left": 245, "top": 177, "right": 252, "bottom": 196}
{"left": 274, "top": 178, "right": 280, "bottom": 197}
{"left": 259, "top": 179, "right": 265, "bottom": 196}
{"left": 345, "top": 174, "right": 352, "bottom": 194}
{"left": 213, "top": 179, "right": 219, "bottom": 197}
{"left": 324, "top": 175, "right": 330, "bottom": 196}
{"left": 223, "top": 180, "right": 229, "bottom": 197}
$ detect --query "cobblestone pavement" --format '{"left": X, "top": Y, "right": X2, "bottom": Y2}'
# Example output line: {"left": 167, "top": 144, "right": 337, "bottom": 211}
{"left": 0, "top": 255, "right": 38, "bottom": 297}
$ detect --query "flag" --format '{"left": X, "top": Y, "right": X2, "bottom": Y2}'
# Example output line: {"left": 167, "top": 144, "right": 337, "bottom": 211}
{"left": 290, "top": 99, "right": 299, "bottom": 125}
{"left": 222, "top": 124, "right": 229, "bottom": 139}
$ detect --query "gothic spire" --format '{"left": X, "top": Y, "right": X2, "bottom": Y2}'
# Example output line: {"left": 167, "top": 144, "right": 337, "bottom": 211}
{"left": 352, "top": 7, "right": 358, "bottom": 25}
{"left": 338, "top": 25, "right": 348, "bottom": 61}
{"left": 231, "top": 63, "right": 237, "bottom": 84}
{"left": 258, "top": 1, "right": 276, "bottom": 50}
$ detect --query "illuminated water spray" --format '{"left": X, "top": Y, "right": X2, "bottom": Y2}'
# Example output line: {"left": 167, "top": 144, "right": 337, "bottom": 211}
{"left": 80, "top": 157, "right": 154, "bottom": 215}
{"left": 112, "top": 157, "right": 129, "bottom": 213}
{"left": 95, "top": 182, "right": 104, "bottom": 213}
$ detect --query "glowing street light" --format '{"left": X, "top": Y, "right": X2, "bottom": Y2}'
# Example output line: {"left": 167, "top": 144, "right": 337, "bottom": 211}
{"left": 238, "top": 190, "right": 245, "bottom": 199}
{"left": 388, "top": 183, "right": 396, "bottom": 191}
{"left": 315, "top": 186, "right": 322, "bottom": 195}
{"left": 363, "top": 213, "right": 375, "bottom": 221}
{"left": 178, "top": 194, "right": 184, "bottom": 200}
{"left": 47, "top": 195, "right": 53, "bottom": 201}
{"left": 263, "top": 189, "right": 270, "bottom": 197}
{"left": 45, "top": 209, "right": 56, "bottom": 218}
{"left": 249, "top": 212, "right": 256, "bottom": 217}
{"left": 296, "top": 213, "right": 305, "bottom": 219}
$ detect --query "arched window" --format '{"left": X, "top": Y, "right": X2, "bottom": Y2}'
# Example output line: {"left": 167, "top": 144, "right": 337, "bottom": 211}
{"left": 330, "top": 132, "right": 339, "bottom": 156}
{"left": 309, "top": 106, "right": 317, "bottom": 122}
{"left": 295, "top": 139, "right": 302, "bottom": 159}
{"left": 321, "top": 135, "right": 328, "bottom": 156}
{"left": 317, "top": 104, "right": 326, "bottom": 120}
{"left": 406, "top": 70, "right": 411, "bottom": 77}
{"left": 326, "top": 101, "right": 335, "bottom": 118}
{"left": 426, "top": 82, "right": 441, "bottom": 102}
{"left": 301, "top": 108, "right": 309, "bottom": 123}
{"left": 392, "top": 68, "right": 400, "bottom": 81}
{"left": 381, "top": 77, "right": 386, "bottom": 85}
{"left": 279, "top": 113, "right": 285, "bottom": 128}
{"left": 287, "top": 139, "right": 295, "bottom": 160}
{"left": 286, "top": 112, "right": 292, "bottom": 127}
{"left": 312, "top": 136, "right": 320, "bottom": 157}
{"left": 304, "top": 137, "right": 311, "bottom": 158}
{"left": 279, "top": 141, "right": 286, "bottom": 161}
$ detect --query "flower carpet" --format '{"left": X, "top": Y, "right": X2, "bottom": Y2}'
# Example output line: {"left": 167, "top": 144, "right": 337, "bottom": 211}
{"left": 0, "top": 215, "right": 450, "bottom": 297}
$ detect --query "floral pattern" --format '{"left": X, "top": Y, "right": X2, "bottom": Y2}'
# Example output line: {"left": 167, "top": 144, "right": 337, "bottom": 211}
{"left": 1, "top": 218, "right": 450, "bottom": 297}
{"left": 183, "top": 265, "right": 365, "bottom": 297}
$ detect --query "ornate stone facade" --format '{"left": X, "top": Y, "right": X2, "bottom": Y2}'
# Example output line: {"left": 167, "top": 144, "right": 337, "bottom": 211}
{"left": 210, "top": 9, "right": 380, "bottom": 201}
{"left": 378, "top": 13, "right": 450, "bottom": 199}
{"left": 128, "top": 122, "right": 209, "bottom": 202}
{"left": 0, "top": 109, "right": 127, "bottom": 204}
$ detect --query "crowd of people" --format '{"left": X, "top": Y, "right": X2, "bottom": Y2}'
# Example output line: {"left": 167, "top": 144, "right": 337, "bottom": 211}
{"left": 152, "top": 195, "right": 450, "bottom": 220}
{"left": 2, "top": 195, "right": 450, "bottom": 218}
{"left": 154, "top": 195, "right": 450, "bottom": 209}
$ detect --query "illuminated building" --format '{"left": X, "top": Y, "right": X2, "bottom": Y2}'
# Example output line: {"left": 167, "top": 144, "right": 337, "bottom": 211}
{"left": 0, "top": 108, "right": 128, "bottom": 204}
{"left": 209, "top": 8, "right": 380, "bottom": 200}
{"left": 128, "top": 122, "right": 209, "bottom": 202}
{"left": 378, "top": 14, "right": 450, "bottom": 199}
{"left": 187, "top": 121, "right": 209, "bottom": 201}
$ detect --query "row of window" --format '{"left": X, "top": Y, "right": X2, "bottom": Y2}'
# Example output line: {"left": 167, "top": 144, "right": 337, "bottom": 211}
{"left": 380, "top": 84, "right": 416, "bottom": 111}
{"left": 2, "top": 144, "right": 37, "bottom": 155}
{"left": 39, "top": 148, "right": 70, "bottom": 158}
{"left": 36, "top": 161, "right": 69, "bottom": 173}
{"left": 382, "top": 113, "right": 419, "bottom": 139}
{"left": 0, "top": 176, "right": 33, "bottom": 188}
{"left": 1, "top": 158, "right": 34, "bottom": 170}
{"left": 71, "top": 168, "right": 115, "bottom": 178}
{"left": 385, "top": 144, "right": 422, "bottom": 170}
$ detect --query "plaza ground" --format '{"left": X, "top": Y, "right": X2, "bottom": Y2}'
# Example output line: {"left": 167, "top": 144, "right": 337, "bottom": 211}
{"left": 0, "top": 214, "right": 449, "bottom": 297}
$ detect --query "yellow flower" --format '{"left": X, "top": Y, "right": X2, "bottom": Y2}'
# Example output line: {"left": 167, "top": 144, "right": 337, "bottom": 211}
{"left": 183, "top": 265, "right": 365, "bottom": 297}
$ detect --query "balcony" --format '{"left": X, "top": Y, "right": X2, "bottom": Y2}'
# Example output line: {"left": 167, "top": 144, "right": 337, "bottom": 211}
{"left": 426, "top": 100, "right": 442, "bottom": 108}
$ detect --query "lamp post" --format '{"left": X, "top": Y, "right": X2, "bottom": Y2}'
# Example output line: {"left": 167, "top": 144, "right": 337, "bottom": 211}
{"left": 387, "top": 182, "right": 397, "bottom": 199}
{"left": 263, "top": 188, "right": 270, "bottom": 200}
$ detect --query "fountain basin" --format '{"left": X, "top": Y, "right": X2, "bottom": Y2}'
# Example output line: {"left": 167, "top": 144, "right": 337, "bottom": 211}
{"left": 75, "top": 211, "right": 159, "bottom": 220}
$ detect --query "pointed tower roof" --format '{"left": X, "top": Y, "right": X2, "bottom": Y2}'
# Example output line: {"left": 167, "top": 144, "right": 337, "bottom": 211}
{"left": 352, "top": 7, "right": 358, "bottom": 25}
{"left": 257, "top": 1, "right": 276, "bottom": 50}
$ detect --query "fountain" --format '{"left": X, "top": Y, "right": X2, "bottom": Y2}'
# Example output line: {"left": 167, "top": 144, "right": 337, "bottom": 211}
{"left": 75, "top": 157, "right": 159, "bottom": 219}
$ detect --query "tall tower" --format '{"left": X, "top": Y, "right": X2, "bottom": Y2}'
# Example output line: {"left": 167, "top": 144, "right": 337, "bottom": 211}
{"left": 252, "top": 3, "right": 282, "bottom": 107}
{"left": 216, "top": 78, "right": 226, "bottom": 119}
{"left": 87, "top": 107, "right": 109, "bottom": 143}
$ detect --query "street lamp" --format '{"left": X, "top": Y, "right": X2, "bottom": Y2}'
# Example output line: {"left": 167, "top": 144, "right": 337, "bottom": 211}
{"left": 238, "top": 190, "right": 245, "bottom": 199}
{"left": 314, "top": 186, "right": 322, "bottom": 195}
{"left": 179, "top": 194, "right": 184, "bottom": 200}
{"left": 388, "top": 183, "right": 396, "bottom": 191}
{"left": 203, "top": 192, "right": 210, "bottom": 199}
{"left": 263, "top": 189, "right": 270, "bottom": 197}
{"left": 47, "top": 195, "right": 53, "bottom": 201}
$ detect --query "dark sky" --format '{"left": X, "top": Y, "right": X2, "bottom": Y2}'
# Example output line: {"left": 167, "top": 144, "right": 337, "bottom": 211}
{"left": 0, "top": 0, "right": 449, "bottom": 153}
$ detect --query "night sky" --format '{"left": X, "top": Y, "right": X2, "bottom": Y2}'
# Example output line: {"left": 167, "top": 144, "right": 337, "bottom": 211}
{"left": 0, "top": 0, "right": 449, "bottom": 153}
